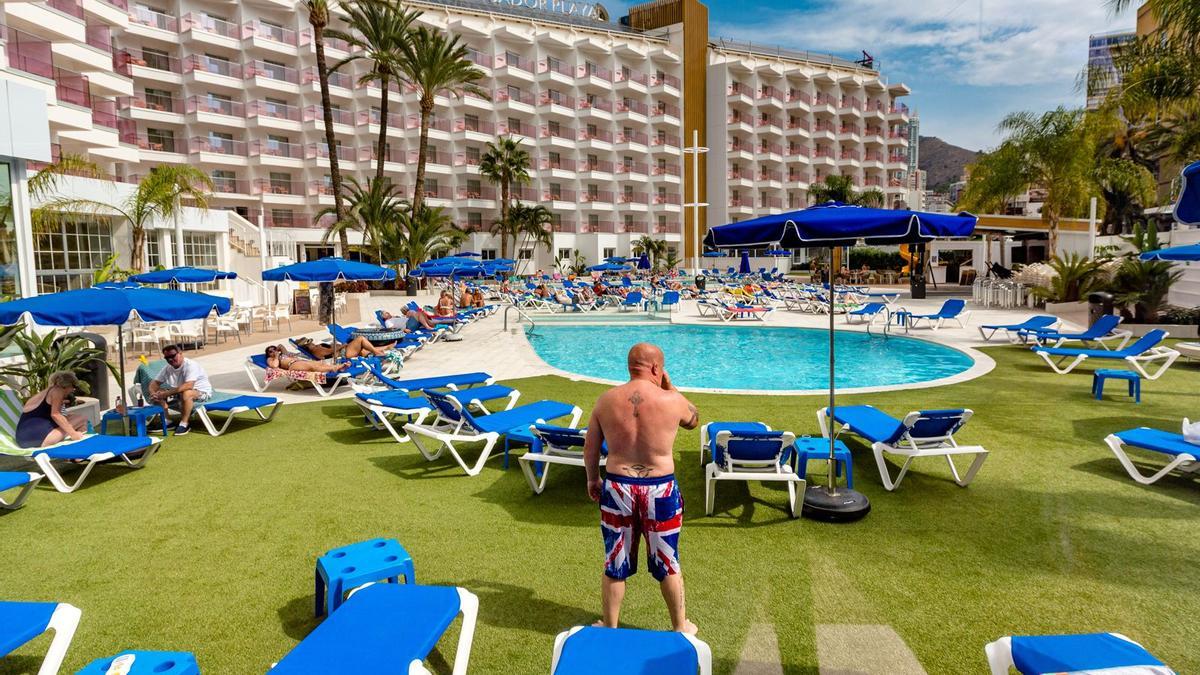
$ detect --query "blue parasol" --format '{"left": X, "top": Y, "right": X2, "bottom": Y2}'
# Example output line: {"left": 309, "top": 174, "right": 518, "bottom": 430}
{"left": 1175, "top": 161, "right": 1199, "bottom": 227}
{"left": 1140, "top": 244, "right": 1200, "bottom": 262}
{"left": 262, "top": 257, "right": 395, "bottom": 283}
{"left": 129, "top": 266, "right": 237, "bottom": 284}
{"left": 637, "top": 254, "right": 651, "bottom": 270}
{"left": 705, "top": 202, "right": 977, "bottom": 520}
{"left": 587, "top": 263, "right": 632, "bottom": 272}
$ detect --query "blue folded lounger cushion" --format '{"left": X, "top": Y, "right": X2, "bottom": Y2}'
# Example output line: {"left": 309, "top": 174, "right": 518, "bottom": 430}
{"left": 555, "top": 626, "right": 698, "bottom": 674}
{"left": 829, "top": 405, "right": 907, "bottom": 444}
{"left": 34, "top": 435, "right": 154, "bottom": 461}
{"left": 359, "top": 385, "right": 513, "bottom": 410}
{"left": 0, "top": 472, "right": 36, "bottom": 493}
{"left": 1113, "top": 428, "right": 1200, "bottom": 457}
{"left": 0, "top": 601, "right": 57, "bottom": 657}
{"left": 467, "top": 401, "right": 575, "bottom": 434}
{"left": 1011, "top": 633, "right": 1167, "bottom": 674}
{"left": 202, "top": 395, "right": 277, "bottom": 412}
{"left": 272, "top": 583, "right": 461, "bottom": 673}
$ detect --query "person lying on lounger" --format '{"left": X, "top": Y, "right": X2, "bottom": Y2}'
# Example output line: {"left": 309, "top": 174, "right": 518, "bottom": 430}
{"left": 380, "top": 309, "right": 436, "bottom": 331}
{"left": 295, "top": 335, "right": 388, "bottom": 358}
{"left": 265, "top": 345, "right": 350, "bottom": 372}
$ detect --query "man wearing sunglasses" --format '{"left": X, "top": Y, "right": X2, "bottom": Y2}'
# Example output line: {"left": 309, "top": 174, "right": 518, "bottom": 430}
{"left": 148, "top": 344, "right": 213, "bottom": 436}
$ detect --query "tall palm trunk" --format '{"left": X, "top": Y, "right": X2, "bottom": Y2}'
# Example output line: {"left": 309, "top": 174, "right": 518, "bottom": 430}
{"left": 412, "top": 96, "right": 433, "bottom": 213}
{"left": 500, "top": 179, "right": 510, "bottom": 258}
{"left": 131, "top": 227, "right": 145, "bottom": 273}
{"left": 314, "top": 26, "right": 343, "bottom": 325}
{"left": 376, "top": 74, "right": 392, "bottom": 185}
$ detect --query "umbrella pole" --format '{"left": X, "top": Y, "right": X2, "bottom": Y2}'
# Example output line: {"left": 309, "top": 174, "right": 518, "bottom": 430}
{"left": 118, "top": 324, "right": 129, "bottom": 435}
{"left": 827, "top": 268, "right": 837, "bottom": 494}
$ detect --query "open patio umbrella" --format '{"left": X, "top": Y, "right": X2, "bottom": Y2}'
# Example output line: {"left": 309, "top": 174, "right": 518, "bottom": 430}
{"left": 702, "top": 251, "right": 724, "bottom": 257}
{"left": 1140, "top": 244, "right": 1200, "bottom": 262}
{"left": 262, "top": 257, "right": 395, "bottom": 325}
{"left": 765, "top": 249, "right": 791, "bottom": 257}
{"left": 587, "top": 262, "right": 632, "bottom": 273}
{"left": 456, "top": 251, "right": 482, "bottom": 257}
{"left": 129, "top": 266, "right": 237, "bottom": 285}
{"left": 0, "top": 282, "right": 233, "bottom": 407}
{"left": 704, "top": 202, "right": 976, "bottom": 521}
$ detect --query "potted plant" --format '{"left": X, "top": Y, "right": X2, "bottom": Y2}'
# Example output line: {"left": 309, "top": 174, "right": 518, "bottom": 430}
{"left": 0, "top": 331, "right": 116, "bottom": 403}
{"left": 1031, "top": 254, "right": 1105, "bottom": 326}
{"left": 1109, "top": 258, "right": 1192, "bottom": 336}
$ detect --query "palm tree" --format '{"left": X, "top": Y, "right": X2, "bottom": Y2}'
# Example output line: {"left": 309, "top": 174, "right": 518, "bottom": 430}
{"left": 632, "top": 235, "right": 668, "bottom": 267}
{"left": 510, "top": 202, "right": 553, "bottom": 259}
{"left": 318, "top": 176, "right": 405, "bottom": 259}
{"left": 808, "top": 175, "right": 885, "bottom": 207}
{"left": 326, "top": 0, "right": 417, "bottom": 184}
{"left": 43, "top": 166, "right": 212, "bottom": 272}
{"left": 306, "top": 0, "right": 349, "bottom": 256}
{"left": 478, "top": 136, "right": 531, "bottom": 257}
{"left": 390, "top": 204, "right": 467, "bottom": 279}
{"left": 397, "top": 25, "right": 487, "bottom": 213}
{"left": 958, "top": 108, "right": 1093, "bottom": 254}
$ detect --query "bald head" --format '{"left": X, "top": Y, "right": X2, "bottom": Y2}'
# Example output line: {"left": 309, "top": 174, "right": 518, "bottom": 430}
{"left": 627, "top": 342, "right": 664, "bottom": 378}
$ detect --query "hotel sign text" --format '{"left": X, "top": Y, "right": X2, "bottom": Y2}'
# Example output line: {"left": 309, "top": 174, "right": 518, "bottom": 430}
{"left": 491, "top": 0, "right": 607, "bottom": 20}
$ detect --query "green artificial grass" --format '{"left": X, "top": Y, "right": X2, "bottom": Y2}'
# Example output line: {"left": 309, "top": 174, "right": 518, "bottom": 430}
{"left": 2, "top": 342, "right": 1199, "bottom": 674}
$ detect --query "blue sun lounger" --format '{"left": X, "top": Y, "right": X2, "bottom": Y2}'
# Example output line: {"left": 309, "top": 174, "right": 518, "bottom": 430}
{"left": 978, "top": 315, "right": 1058, "bottom": 342}
{"left": 78, "top": 651, "right": 199, "bottom": 675}
{"left": 1018, "top": 313, "right": 1131, "bottom": 350}
{"left": 518, "top": 424, "right": 606, "bottom": 494}
{"left": 704, "top": 426, "right": 802, "bottom": 518}
{"left": 907, "top": 298, "right": 970, "bottom": 331}
{"left": 243, "top": 353, "right": 365, "bottom": 397}
{"left": 0, "top": 600, "right": 81, "bottom": 675}
{"left": 985, "top": 633, "right": 1173, "bottom": 675}
{"left": 358, "top": 361, "right": 494, "bottom": 394}
{"left": 847, "top": 302, "right": 887, "bottom": 325}
{"left": 818, "top": 404, "right": 988, "bottom": 491}
{"left": 354, "top": 385, "right": 520, "bottom": 444}
{"left": 1031, "top": 329, "right": 1179, "bottom": 379}
{"left": 552, "top": 626, "right": 712, "bottom": 675}
{"left": 271, "top": 583, "right": 479, "bottom": 675}
{"left": 0, "top": 471, "right": 42, "bottom": 510}
{"left": 404, "top": 391, "right": 581, "bottom": 476}
{"left": 1104, "top": 427, "right": 1200, "bottom": 485}
{"left": 193, "top": 394, "right": 281, "bottom": 437}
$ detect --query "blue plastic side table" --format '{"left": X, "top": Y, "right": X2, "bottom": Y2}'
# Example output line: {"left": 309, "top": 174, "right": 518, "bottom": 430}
{"left": 503, "top": 425, "right": 538, "bottom": 470}
{"left": 77, "top": 651, "right": 199, "bottom": 675}
{"left": 100, "top": 405, "right": 169, "bottom": 436}
{"left": 315, "top": 537, "right": 415, "bottom": 617}
{"left": 792, "top": 437, "right": 854, "bottom": 488}
{"left": 1092, "top": 369, "right": 1141, "bottom": 403}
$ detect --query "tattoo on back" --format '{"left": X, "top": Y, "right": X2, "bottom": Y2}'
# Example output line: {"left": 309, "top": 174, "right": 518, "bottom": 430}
{"left": 625, "top": 464, "right": 652, "bottom": 477}
{"left": 629, "top": 391, "right": 644, "bottom": 418}
{"left": 687, "top": 403, "right": 699, "bottom": 427}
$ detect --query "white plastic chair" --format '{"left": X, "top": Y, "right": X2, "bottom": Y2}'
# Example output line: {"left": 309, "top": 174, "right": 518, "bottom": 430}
{"left": 211, "top": 314, "right": 241, "bottom": 343}
{"left": 170, "top": 319, "right": 205, "bottom": 349}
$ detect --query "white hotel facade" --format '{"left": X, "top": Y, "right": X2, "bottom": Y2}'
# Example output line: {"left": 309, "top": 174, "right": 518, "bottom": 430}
{"left": 0, "top": 0, "right": 912, "bottom": 295}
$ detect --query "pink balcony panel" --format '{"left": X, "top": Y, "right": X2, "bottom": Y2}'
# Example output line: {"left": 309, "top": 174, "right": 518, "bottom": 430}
{"left": 453, "top": 117, "right": 494, "bottom": 134}
{"left": 616, "top": 99, "right": 648, "bottom": 115}
{"left": 788, "top": 91, "right": 812, "bottom": 104}
{"left": 188, "top": 96, "right": 244, "bottom": 117}
{"left": 498, "top": 120, "right": 536, "bottom": 137}
{"left": 543, "top": 188, "right": 577, "bottom": 202}
{"left": 618, "top": 192, "right": 647, "bottom": 204}
{"left": 494, "top": 52, "right": 532, "bottom": 73}
{"left": 493, "top": 88, "right": 535, "bottom": 105}
{"left": 186, "top": 55, "right": 241, "bottom": 78}
{"left": 456, "top": 186, "right": 496, "bottom": 200}
{"left": 618, "top": 131, "right": 648, "bottom": 145}
{"left": 246, "top": 60, "right": 298, "bottom": 83}
{"left": 246, "top": 21, "right": 301, "bottom": 46}
{"left": 91, "top": 98, "right": 118, "bottom": 128}
{"left": 252, "top": 139, "right": 303, "bottom": 158}
{"left": 577, "top": 97, "right": 613, "bottom": 112}
{"left": 651, "top": 73, "right": 680, "bottom": 88}
{"left": 577, "top": 64, "right": 611, "bottom": 81}
{"left": 213, "top": 177, "right": 249, "bottom": 193}
{"left": 579, "top": 128, "right": 612, "bottom": 143}
{"left": 541, "top": 157, "right": 578, "bottom": 171}
{"left": 652, "top": 164, "right": 680, "bottom": 176}
{"left": 303, "top": 105, "right": 352, "bottom": 126}
{"left": 182, "top": 13, "right": 241, "bottom": 39}
{"left": 129, "top": 8, "right": 176, "bottom": 31}
{"left": 581, "top": 190, "right": 613, "bottom": 204}
{"left": 540, "top": 92, "right": 575, "bottom": 108}
{"left": 48, "top": 0, "right": 84, "bottom": 20}
{"left": 537, "top": 59, "right": 573, "bottom": 77}
{"left": 615, "top": 69, "right": 648, "bottom": 85}
{"left": 652, "top": 102, "right": 679, "bottom": 117}
{"left": 54, "top": 69, "right": 91, "bottom": 108}
{"left": 5, "top": 27, "right": 54, "bottom": 79}
{"left": 250, "top": 100, "right": 300, "bottom": 121}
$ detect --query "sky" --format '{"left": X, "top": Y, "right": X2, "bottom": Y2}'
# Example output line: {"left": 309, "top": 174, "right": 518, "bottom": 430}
{"left": 609, "top": 0, "right": 1137, "bottom": 151}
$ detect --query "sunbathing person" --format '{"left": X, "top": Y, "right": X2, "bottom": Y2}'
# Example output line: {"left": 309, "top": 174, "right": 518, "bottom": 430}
{"left": 436, "top": 291, "right": 458, "bottom": 318}
{"left": 380, "top": 309, "right": 436, "bottom": 331}
{"left": 295, "top": 335, "right": 388, "bottom": 359}
{"left": 265, "top": 345, "right": 349, "bottom": 372}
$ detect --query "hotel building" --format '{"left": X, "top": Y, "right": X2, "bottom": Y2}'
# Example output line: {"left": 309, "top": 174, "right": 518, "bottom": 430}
{"left": 1086, "top": 29, "right": 1135, "bottom": 110}
{"left": 0, "top": 0, "right": 911, "bottom": 292}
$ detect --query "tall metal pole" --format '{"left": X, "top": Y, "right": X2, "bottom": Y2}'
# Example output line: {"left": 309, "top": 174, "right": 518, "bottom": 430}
{"left": 827, "top": 247, "right": 838, "bottom": 494}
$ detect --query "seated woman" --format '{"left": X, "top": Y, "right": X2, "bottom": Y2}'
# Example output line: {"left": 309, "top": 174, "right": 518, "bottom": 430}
{"left": 295, "top": 335, "right": 387, "bottom": 359}
{"left": 435, "top": 291, "right": 458, "bottom": 318}
{"left": 265, "top": 345, "right": 349, "bottom": 372}
{"left": 16, "top": 370, "right": 87, "bottom": 448}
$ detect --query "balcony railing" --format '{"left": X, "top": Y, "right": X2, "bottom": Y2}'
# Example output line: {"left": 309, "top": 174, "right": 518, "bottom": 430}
{"left": 250, "top": 100, "right": 300, "bottom": 121}
{"left": 543, "top": 188, "right": 577, "bottom": 201}
{"left": 652, "top": 102, "right": 679, "bottom": 117}
{"left": 213, "top": 177, "right": 249, "bottom": 193}
{"left": 617, "top": 191, "right": 646, "bottom": 204}
{"left": 864, "top": 177, "right": 882, "bottom": 187}
{"left": 303, "top": 105, "right": 352, "bottom": 125}
{"left": 5, "top": 32, "right": 54, "bottom": 79}
{"left": 118, "top": 94, "right": 181, "bottom": 113}
{"left": 498, "top": 120, "right": 535, "bottom": 137}
{"left": 614, "top": 68, "right": 647, "bottom": 85}
{"left": 129, "top": 8, "right": 176, "bottom": 31}
{"left": 188, "top": 96, "right": 244, "bottom": 117}
{"left": 48, "top": 0, "right": 84, "bottom": 20}
{"left": 727, "top": 114, "right": 748, "bottom": 125}
{"left": 758, "top": 86, "right": 783, "bottom": 103}
{"left": 864, "top": 151, "right": 884, "bottom": 162}
{"left": 494, "top": 52, "right": 532, "bottom": 73}
{"left": 421, "top": 185, "right": 452, "bottom": 199}
{"left": 839, "top": 97, "right": 863, "bottom": 110}
{"left": 787, "top": 145, "right": 810, "bottom": 157}
{"left": 616, "top": 99, "right": 648, "bottom": 115}
{"left": 788, "top": 91, "right": 812, "bottom": 104}
{"left": 866, "top": 100, "right": 887, "bottom": 113}
{"left": 649, "top": 73, "right": 680, "bottom": 88}
{"left": 404, "top": 149, "right": 448, "bottom": 166}
{"left": 655, "top": 222, "right": 680, "bottom": 234}
{"left": 85, "top": 24, "right": 112, "bottom": 52}
{"left": 814, "top": 93, "right": 836, "bottom": 106}
{"left": 191, "top": 136, "right": 246, "bottom": 156}
{"left": 621, "top": 221, "right": 648, "bottom": 234}
{"left": 839, "top": 125, "right": 861, "bottom": 135}
{"left": 577, "top": 64, "right": 611, "bottom": 81}
{"left": 727, "top": 82, "right": 748, "bottom": 96}
{"left": 759, "top": 170, "right": 783, "bottom": 182}
{"left": 307, "top": 143, "right": 355, "bottom": 161}
{"left": 581, "top": 190, "right": 614, "bottom": 204}
{"left": 865, "top": 126, "right": 883, "bottom": 136}
{"left": 889, "top": 103, "right": 910, "bottom": 114}
{"left": 654, "top": 193, "right": 681, "bottom": 205}
{"left": 617, "top": 161, "right": 648, "bottom": 175}
{"left": 652, "top": 134, "right": 680, "bottom": 148}
{"left": 787, "top": 120, "right": 810, "bottom": 131}
{"left": 583, "top": 220, "right": 614, "bottom": 233}
{"left": 456, "top": 186, "right": 495, "bottom": 200}
{"left": 246, "top": 21, "right": 302, "bottom": 46}
{"left": 788, "top": 172, "right": 811, "bottom": 183}
{"left": 123, "top": 133, "right": 180, "bottom": 153}
{"left": 91, "top": 97, "right": 119, "bottom": 129}
{"left": 537, "top": 59, "right": 573, "bottom": 77}
{"left": 246, "top": 60, "right": 298, "bottom": 83}
{"left": 729, "top": 198, "right": 752, "bottom": 208}
{"left": 465, "top": 48, "right": 492, "bottom": 68}
{"left": 114, "top": 49, "right": 180, "bottom": 74}
{"left": 303, "top": 68, "right": 353, "bottom": 89}
{"left": 578, "top": 97, "right": 612, "bottom": 112}
{"left": 814, "top": 122, "right": 835, "bottom": 134}
{"left": 307, "top": 181, "right": 335, "bottom": 196}
{"left": 652, "top": 164, "right": 679, "bottom": 176}
{"left": 453, "top": 152, "right": 481, "bottom": 167}
{"left": 493, "top": 88, "right": 535, "bottom": 105}
{"left": 762, "top": 197, "right": 783, "bottom": 209}
{"left": 757, "top": 116, "right": 783, "bottom": 128}
{"left": 539, "top": 124, "right": 574, "bottom": 140}
{"left": 186, "top": 55, "right": 241, "bottom": 78}
{"left": 357, "top": 109, "right": 403, "bottom": 127}
{"left": 254, "top": 178, "right": 298, "bottom": 195}
{"left": 252, "top": 139, "right": 303, "bottom": 158}
{"left": 617, "top": 131, "right": 648, "bottom": 145}
{"left": 539, "top": 92, "right": 575, "bottom": 108}
{"left": 541, "top": 157, "right": 577, "bottom": 171}
{"left": 513, "top": 186, "right": 539, "bottom": 201}
{"left": 100, "top": 0, "right": 127, "bottom": 10}
{"left": 54, "top": 69, "right": 90, "bottom": 108}
{"left": 404, "top": 115, "right": 451, "bottom": 132}
{"left": 359, "top": 146, "right": 404, "bottom": 163}
{"left": 757, "top": 143, "right": 783, "bottom": 155}
{"left": 453, "top": 117, "right": 494, "bottom": 134}
{"left": 814, "top": 148, "right": 834, "bottom": 158}
{"left": 579, "top": 128, "right": 612, "bottom": 143}
{"left": 183, "top": 13, "right": 241, "bottom": 39}
{"left": 582, "top": 159, "right": 614, "bottom": 173}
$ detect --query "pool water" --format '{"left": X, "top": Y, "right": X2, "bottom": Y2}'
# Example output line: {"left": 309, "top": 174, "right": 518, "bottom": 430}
{"left": 527, "top": 324, "right": 974, "bottom": 391}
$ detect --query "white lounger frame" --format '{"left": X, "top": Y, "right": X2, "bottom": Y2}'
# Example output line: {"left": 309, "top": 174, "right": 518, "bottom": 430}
{"left": 0, "top": 471, "right": 42, "bottom": 510}
{"left": 1042, "top": 328, "right": 1133, "bottom": 350}
{"left": 818, "top": 408, "right": 988, "bottom": 491}
{"left": 978, "top": 319, "right": 1060, "bottom": 343}
{"left": 28, "top": 436, "right": 163, "bottom": 493}
{"left": 26, "top": 602, "right": 82, "bottom": 675}
{"left": 517, "top": 427, "right": 605, "bottom": 494}
{"left": 194, "top": 399, "right": 283, "bottom": 436}
{"left": 552, "top": 626, "right": 712, "bottom": 675}
{"left": 908, "top": 309, "right": 972, "bottom": 331}
{"left": 243, "top": 360, "right": 356, "bottom": 397}
{"left": 983, "top": 633, "right": 1171, "bottom": 675}
{"left": 705, "top": 430, "right": 803, "bottom": 518}
{"left": 1035, "top": 345, "right": 1180, "bottom": 379}
{"left": 356, "top": 387, "right": 519, "bottom": 444}
{"left": 715, "top": 305, "right": 773, "bottom": 322}
{"left": 404, "top": 400, "right": 582, "bottom": 477}
{"left": 1104, "top": 432, "right": 1200, "bottom": 485}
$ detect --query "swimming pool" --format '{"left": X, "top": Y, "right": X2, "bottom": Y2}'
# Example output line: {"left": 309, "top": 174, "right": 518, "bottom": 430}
{"left": 526, "top": 324, "right": 976, "bottom": 391}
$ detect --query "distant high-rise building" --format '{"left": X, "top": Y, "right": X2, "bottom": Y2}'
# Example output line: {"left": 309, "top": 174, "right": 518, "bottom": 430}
{"left": 1086, "top": 29, "right": 1135, "bottom": 109}
{"left": 907, "top": 112, "right": 919, "bottom": 176}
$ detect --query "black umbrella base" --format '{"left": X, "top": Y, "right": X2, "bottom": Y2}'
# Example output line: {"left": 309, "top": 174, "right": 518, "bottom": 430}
{"left": 802, "top": 484, "right": 871, "bottom": 522}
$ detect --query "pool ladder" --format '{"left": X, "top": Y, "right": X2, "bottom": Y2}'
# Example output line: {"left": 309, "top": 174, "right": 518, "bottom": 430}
{"left": 504, "top": 303, "right": 537, "bottom": 336}
{"left": 867, "top": 305, "right": 911, "bottom": 338}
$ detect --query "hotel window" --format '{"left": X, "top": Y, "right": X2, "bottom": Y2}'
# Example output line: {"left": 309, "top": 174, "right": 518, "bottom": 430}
{"left": 657, "top": 158, "right": 667, "bottom": 172}
{"left": 144, "top": 88, "right": 172, "bottom": 111}
{"left": 182, "top": 233, "right": 219, "bottom": 269}
{"left": 466, "top": 146, "right": 481, "bottom": 163}
{"left": 584, "top": 61, "right": 597, "bottom": 75}
{"left": 270, "top": 208, "right": 295, "bottom": 227}
{"left": 505, "top": 50, "right": 521, "bottom": 67}
{"left": 622, "top": 126, "right": 633, "bottom": 139}
{"left": 268, "top": 172, "right": 291, "bottom": 193}
{"left": 145, "top": 234, "right": 163, "bottom": 270}
{"left": 506, "top": 84, "right": 521, "bottom": 100}
{"left": 603, "top": 247, "right": 616, "bottom": 259}
{"left": 622, "top": 97, "right": 634, "bottom": 110}
{"left": 259, "top": 19, "right": 284, "bottom": 41}
{"left": 624, "top": 214, "right": 634, "bottom": 228}
{"left": 586, "top": 93, "right": 599, "bottom": 106}
{"left": 464, "top": 113, "right": 479, "bottom": 131}
{"left": 549, "top": 212, "right": 562, "bottom": 227}
{"left": 481, "top": 249, "right": 497, "bottom": 261}
{"left": 557, "top": 248, "right": 572, "bottom": 260}
{"left": 657, "top": 187, "right": 667, "bottom": 201}
{"left": 548, "top": 183, "right": 561, "bottom": 200}
{"left": 209, "top": 131, "right": 234, "bottom": 152}
{"left": 467, "top": 212, "right": 482, "bottom": 228}
{"left": 203, "top": 53, "right": 233, "bottom": 76}
{"left": 466, "top": 179, "right": 481, "bottom": 197}
{"left": 623, "top": 185, "right": 634, "bottom": 199}
{"left": 586, "top": 123, "right": 598, "bottom": 138}
{"left": 657, "top": 130, "right": 667, "bottom": 144}
{"left": 547, "top": 56, "right": 562, "bottom": 71}
{"left": 264, "top": 97, "right": 288, "bottom": 117}
{"left": 262, "top": 59, "right": 287, "bottom": 80}
{"left": 269, "top": 241, "right": 293, "bottom": 260}
{"left": 731, "top": 162, "right": 740, "bottom": 176}
{"left": 34, "top": 220, "right": 114, "bottom": 293}
{"left": 587, "top": 214, "right": 599, "bottom": 227}
{"left": 655, "top": 69, "right": 665, "bottom": 81}
{"left": 760, "top": 193, "right": 768, "bottom": 208}
{"left": 519, "top": 248, "right": 533, "bottom": 260}
{"left": 0, "top": 163, "right": 17, "bottom": 299}
{"left": 548, "top": 151, "right": 561, "bottom": 168}
{"left": 506, "top": 116, "right": 521, "bottom": 133}
{"left": 732, "top": 189, "right": 740, "bottom": 202}
{"left": 658, "top": 216, "right": 667, "bottom": 229}
{"left": 587, "top": 185, "right": 599, "bottom": 199}
{"left": 620, "top": 66, "right": 631, "bottom": 79}
{"left": 547, "top": 120, "right": 560, "bottom": 136}
{"left": 142, "top": 46, "right": 170, "bottom": 71}
{"left": 586, "top": 154, "right": 597, "bottom": 169}
{"left": 206, "top": 92, "right": 233, "bottom": 115}
{"left": 425, "top": 178, "right": 438, "bottom": 196}
{"left": 427, "top": 146, "right": 438, "bottom": 164}
{"left": 267, "top": 134, "right": 289, "bottom": 152}
{"left": 623, "top": 156, "right": 633, "bottom": 171}
{"left": 211, "top": 169, "right": 236, "bottom": 192}
{"left": 146, "top": 128, "right": 175, "bottom": 152}
{"left": 548, "top": 89, "right": 563, "bottom": 104}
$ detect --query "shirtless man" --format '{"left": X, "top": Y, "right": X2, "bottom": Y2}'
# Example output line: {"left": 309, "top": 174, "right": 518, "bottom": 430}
{"left": 584, "top": 342, "right": 700, "bottom": 634}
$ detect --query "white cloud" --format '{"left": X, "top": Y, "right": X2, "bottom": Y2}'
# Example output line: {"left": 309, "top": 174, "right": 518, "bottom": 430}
{"left": 710, "top": 0, "right": 1133, "bottom": 88}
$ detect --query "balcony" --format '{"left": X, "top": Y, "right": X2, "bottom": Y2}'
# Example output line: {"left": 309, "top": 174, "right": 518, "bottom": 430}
{"left": 307, "top": 143, "right": 355, "bottom": 162}
{"left": 652, "top": 163, "right": 680, "bottom": 178}
{"left": 497, "top": 119, "right": 535, "bottom": 138}
{"left": 727, "top": 113, "right": 752, "bottom": 133}
{"left": 543, "top": 188, "right": 577, "bottom": 203}
{"left": 539, "top": 92, "right": 575, "bottom": 117}
{"left": 758, "top": 86, "right": 784, "bottom": 110}
{"left": 617, "top": 130, "right": 648, "bottom": 149}
{"left": 264, "top": 210, "right": 330, "bottom": 228}
{"left": 649, "top": 72, "right": 680, "bottom": 94}
{"left": 787, "top": 171, "right": 811, "bottom": 184}
{"left": 615, "top": 99, "right": 648, "bottom": 120}
{"left": 650, "top": 134, "right": 680, "bottom": 152}
{"left": 301, "top": 105, "right": 353, "bottom": 127}
{"left": 757, "top": 116, "right": 783, "bottom": 135}
{"left": 302, "top": 68, "right": 353, "bottom": 92}
{"left": 54, "top": 69, "right": 90, "bottom": 108}
{"left": 756, "top": 143, "right": 783, "bottom": 160}
{"left": 456, "top": 186, "right": 495, "bottom": 200}
{"left": 246, "top": 60, "right": 299, "bottom": 86}
{"left": 493, "top": 87, "right": 535, "bottom": 112}
{"left": 786, "top": 144, "right": 810, "bottom": 159}
{"left": 186, "top": 55, "right": 242, "bottom": 80}
{"left": 48, "top": 0, "right": 85, "bottom": 20}
{"left": 620, "top": 221, "right": 649, "bottom": 234}
{"left": 729, "top": 197, "right": 754, "bottom": 210}
{"left": 728, "top": 169, "right": 752, "bottom": 185}
{"left": 251, "top": 139, "right": 303, "bottom": 160}
{"left": 91, "top": 97, "right": 119, "bottom": 129}
{"left": 787, "top": 90, "right": 812, "bottom": 106}
{"left": 113, "top": 49, "right": 181, "bottom": 78}
{"left": 539, "top": 156, "right": 576, "bottom": 172}
{"left": 727, "top": 82, "right": 752, "bottom": 105}
{"left": 838, "top": 96, "right": 863, "bottom": 112}
{"left": 617, "top": 191, "right": 647, "bottom": 205}
{"left": 453, "top": 152, "right": 481, "bottom": 168}
{"left": 493, "top": 52, "right": 534, "bottom": 79}
{"left": 614, "top": 68, "right": 648, "bottom": 91}
{"left": 551, "top": 220, "right": 579, "bottom": 233}
{"left": 188, "top": 96, "right": 245, "bottom": 119}
{"left": 85, "top": 23, "right": 112, "bottom": 53}
{"left": 652, "top": 192, "right": 681, "bottom": 206}
{"left": 244, "top": 20, "right": 304, "bottom": 48}
{"left": 578, "top": 128, "right": 613, "bottom": 146}
{"left": 580, "top": 159, "right": 613, "bottom": 175}
{"left": 452, "top": 117, "right": 494, "bottom": 137}
{"left": 465, "top": 48, "right": 492, "bottom": 70}
{"left": 758, "top": 169, "right": 783, "bottom": 183}
{"left": 761, "top": 196, "right": 783, "bottom": 210}
{"left": 128, "top": 7, "right": 176, "bottom": 32}
{"left": 813, "top": 122, "right": 836, "bottom": 138}
{"left": 581, "top": 190, "right": 614, "bottom": 205}
{"left": 182, "top": 13, "right": 241, "bottom": 45}
{"left": 122, "top": 133, "right": 181, "bottom": 153}
{"left": 356, "top": 109, "right": 403, "bottom": 129}
{"left": 582, "top": 220, "right": 614, "bottom": 234}
{"left": 190, "top": 136, "right": 247, "bottom": 156}
{"left": 577, "top": 63, "right": 612, "bottom": 86}
{"left": 616, "top": 161, "right": 648, "bottom": 177}
{"left": 887, "top": 103, "right": 910, "bottom": 118}
{"left": 536, "top": 58, "right": 573, "bottom": 82}
{"left": 359, "top": 146, "right": 404, "bottom": 164}
{"left": 650, "top": 102, "right": 680, "bottom": 123}
{"left": 254, "top": 178, "right": 299, "bottom": 196}
{"left": 539, "top": 124, "right": 576, "bottom": 145}
{"left": 249, "top": 100, "right": 301, "bottom": 126}
{"left": 577, "top": 97, "right": 613, "bottom": 118}
{"left": 404, "top": 150, "right": 450, "bottom": 170}
{"left": 655, "top": 221, "right": 681, "bottom": 235}
{"left": 118, "top": 94, "right": 181, "bottom": 114}
{"left": 213, "top": 176, "right": 249, "bottom": 194}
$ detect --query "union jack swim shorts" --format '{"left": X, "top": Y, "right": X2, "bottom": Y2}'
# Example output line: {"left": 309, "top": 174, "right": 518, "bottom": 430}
{"left": 600, "top": 474, "right": 683, "bottom": 581}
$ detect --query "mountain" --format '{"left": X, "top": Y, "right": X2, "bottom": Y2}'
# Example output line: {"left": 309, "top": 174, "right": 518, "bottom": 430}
{"left": 919, "top": 136, "right": 981, "bottom": 192}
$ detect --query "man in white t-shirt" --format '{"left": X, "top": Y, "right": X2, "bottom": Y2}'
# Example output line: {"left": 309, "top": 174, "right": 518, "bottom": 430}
{"left": 149, "top": 344, "right": 213, "bottom": 436}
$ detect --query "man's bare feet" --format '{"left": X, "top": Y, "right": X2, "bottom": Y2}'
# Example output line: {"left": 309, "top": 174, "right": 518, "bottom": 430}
{"left": 676, "top": 619, "right": 698, "bottom": 635}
